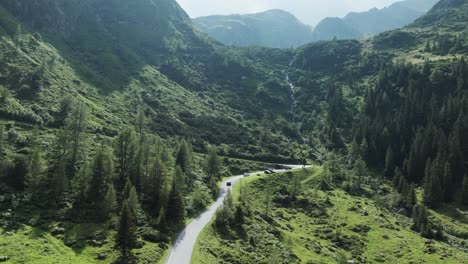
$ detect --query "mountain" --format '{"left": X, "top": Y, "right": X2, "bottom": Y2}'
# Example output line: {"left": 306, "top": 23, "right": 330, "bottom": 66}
{"left": 193, "top": 9, "right": 313, "bottom": 48}
{"left": 312, "top": 0, "right": 439, "bottom": 41}
{"left": 193, "top": 0, "right": 439, "bottom": 47}
{"left": 0, "top": 0, "right": 299, "bottom": 163}
{"left": 311, "top": 17, "right": 362, "bottom": 41}
{"left": 0, "top": 0, "right": 468, "bottom": 263}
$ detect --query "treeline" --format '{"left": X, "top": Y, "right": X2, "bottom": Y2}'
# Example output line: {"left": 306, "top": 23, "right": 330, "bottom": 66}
{"left": 0, "top": 98, "right": 223, "bottom": 256}
{"left": 352, "top": 56, "right": 468, "bottom": 209}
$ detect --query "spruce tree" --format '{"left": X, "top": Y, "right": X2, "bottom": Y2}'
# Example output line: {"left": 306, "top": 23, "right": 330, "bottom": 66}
{"left": 115, "top": 128, "right": 137, "bottom": 189}
{"left": 146, "top": 157, "right": 164, "bottom": 212}
{"left": 127, "top": 186, "right": 140, "bottom": 217}
{"left": 462, "top": 174, "right": 468, "bottom": 205}
{"left": 166, "top": 177, "right": 185, "bottom": 226}
{"left": 65, "top": 101, "right": 88, "bottom": 174}
{"left": 406, "top": 184, "right": 417, "bottom": 209}
{"left": 115, "top": 200, "right": 138, "bottom": 256}
{"left": 72, "top": 160, "right": 91, "bottom": 204}
{"left": 205, "top": 147, "right": 221, "bottom": 180}
{"left": 0, "top": 122, "right": 4, "bottom": 159}
{"left": 157, "top": 207, "right": 167, "bottom": 231}
{"left": 103, "top": 184, "right": 118, "bottom": 219}
{"left": 88, "top": 145, "right": 114, "bottom": 203}
{"left": 175, "top": 139, "right": 193, "bottom": 174}
{"left": 384, "top": 146, "right": 394, "bottom": 177}
{"left": 27, "top": 129, "right": 45, "bottom": 192}
{"left": 443, "top": 161, "right": 453, "bottom": 202}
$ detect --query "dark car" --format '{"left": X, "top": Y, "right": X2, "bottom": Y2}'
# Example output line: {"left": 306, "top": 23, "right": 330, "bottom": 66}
{"left": 227, "top": 182, "right": 232, "bottom": 186}
{"left": 264, "top": 169, "right": 276, "bottom": 174}
{"left": 275, "top": 164, "right": 286, "bottom": 170}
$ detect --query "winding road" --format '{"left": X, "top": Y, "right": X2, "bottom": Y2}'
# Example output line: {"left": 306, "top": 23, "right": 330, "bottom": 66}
{"left": 164, "top": 165, "right": 305, "bottom": 264}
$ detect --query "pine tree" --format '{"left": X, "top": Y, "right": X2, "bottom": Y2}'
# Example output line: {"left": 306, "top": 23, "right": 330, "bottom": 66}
{"left": 462, "top": 174, "right": 468, "bottom": 205}
{"left": 406, "top": 184, "right": 417, "bottom": 208}
{"left": 384, "top": 147, "right": 394, "bottom": 177}
{"left": 165, "top": 177, "right": 185, "bottom": 226}
{"left": 173, "top": 165, "right": 187, "bottom": 194}
{"left": 72, "top": 160, "right": 91, "bottom": 204}
{"left": 205, "top": 147, "right": 221, "bottom": 180}
{"left": 157, "top": 207, "right": 167, "bottom": 231}
{"left": 103, "top": 184, "right": 118, "bottom": 219}
{"left": 115, "top": 128, "right": 137, "bottom": 189}
{"left": 0, "top": 122, "right": 4, "bottom": 159}
{"left": 127, "top": 186, "right": 140, "bottom": 217}
{"left": 393, "top": 167, "right": 403, "bottom": 190}
{"left": 65, "top": 101, "right": 88, "bottom": 174}
{"left": 115, "top": 200, "right": 138, "bottom": 256}
{"left": 443, "top": 161, "right": 453, "bottom": 202}
{"left": 27, "top": 129, "right": 45, "bottom": 192}
{"left": 423, "top": 159, "right": 433, "bottom": 206}
{"left": 360, "top": 138, "right": 368, "bottom": 161}
{"left": 88, "top": 145, "right": 114, "bottom": 203}
{"left": 146, "top": 157, "right": 164, "bottom": 212}
{"left": 51, "top": 129, "right": 70, "bottom": 198}
{"left": 175, "top": 139, "right": 193, "bottom": 175}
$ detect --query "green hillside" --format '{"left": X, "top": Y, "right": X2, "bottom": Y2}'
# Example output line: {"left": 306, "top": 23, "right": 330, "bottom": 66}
{"left": 0, "top": 0, "right": 467, "bottom": 263}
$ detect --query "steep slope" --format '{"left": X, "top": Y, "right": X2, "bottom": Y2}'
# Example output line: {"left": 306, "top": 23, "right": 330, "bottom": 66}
{"left": 193, "top": 9, "right": 313, "bottom": 48}
{"left": 0, "top": 0, "right": 302, "bottom": 162}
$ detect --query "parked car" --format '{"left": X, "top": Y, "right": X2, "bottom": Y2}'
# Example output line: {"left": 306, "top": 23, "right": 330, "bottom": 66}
{"left": 275, "top": 164, "right": 286, "bottom": 170}
{"left": 243, "top": 172, "right": 251, "bottom": 177}
{"left": 264, "top": 169, "right": 276, "bottom": 174}
{"left": 227, "top": 182, "right": 232, "bottom": 186}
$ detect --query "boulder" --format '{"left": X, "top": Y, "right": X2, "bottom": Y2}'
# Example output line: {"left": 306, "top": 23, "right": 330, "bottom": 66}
{"left": 97, "top": 253, "right": 107, "bottom": 260}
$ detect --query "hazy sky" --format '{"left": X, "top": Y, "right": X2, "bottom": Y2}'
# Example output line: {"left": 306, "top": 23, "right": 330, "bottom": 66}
{"left": 176, "top": 0, "right": 401, "bottom": 26}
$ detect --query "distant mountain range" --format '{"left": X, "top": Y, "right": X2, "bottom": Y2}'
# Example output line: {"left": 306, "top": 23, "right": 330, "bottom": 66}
{"left": 193, "top": 9, "right": 313, "bottom": 48}
{"left": 193, "top": 0, "right": 439, "bottom": 48}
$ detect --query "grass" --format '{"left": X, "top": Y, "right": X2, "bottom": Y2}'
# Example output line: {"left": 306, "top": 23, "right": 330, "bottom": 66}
{"left": 192, "top": 168, "right": 468, "bottom": 264}
{"left": 0, "top": 223, "right": 167, "bottom": 264}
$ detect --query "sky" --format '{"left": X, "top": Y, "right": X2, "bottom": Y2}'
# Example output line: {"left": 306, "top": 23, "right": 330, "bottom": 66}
{"left": 176, "top": 0, "right": 401, "bottom": 26}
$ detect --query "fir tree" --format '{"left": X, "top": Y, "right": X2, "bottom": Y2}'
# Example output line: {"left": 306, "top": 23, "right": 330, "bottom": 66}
{"left": 462, "top": 174, "right": 468, "bottom": 205}
{"left": 384, "top": 146, "right": 394, "bottom": 177}
{"left": 406, "top": 184, "right": 417, "bottom": 209}
{"left": 72, "top": 160, "right": 91, "bottom": 204}
{"left": 166, "top": 176, "right": 185, "bottom": 226}
{"left": 205, "top": 147, "right": 221, "bottom": 180}
{"left": 146, "top": 157, "right": 164, "bottom": 213}
{"left": 0, "top": 122, "right": 4, "bottom": 159}
{"left": 175, "top": 139, "right": 193, "bottom": 175}
{"left": 26, "top": 129, "right": 45, "bottom": 192}
{"left": 88, "top": 145, "right": 114, "bottom": 203}
{"left": 115, "top": 128, "right": 137, "bottom": 189}
{"left": 65, "top": 101, "right": 88, "bottom": 174}
{"left": 443, "top": 161, "right": 453, "bottom": 202}
{"left": 103, "top": 184, "right": 118, "bottom": 219}
{"left": 157, "top": 207, "right": 167, "bottom": 231}
{"left": 115, "top": 200, "right": 138, "bottom": 256}
{"left": 127, "top": 186, "right": 140, "bottom": 217}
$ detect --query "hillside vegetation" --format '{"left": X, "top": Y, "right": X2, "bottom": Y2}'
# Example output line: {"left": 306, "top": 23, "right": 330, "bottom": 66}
{"left": 0, "top": 0, "right": 467, "bottom": 263}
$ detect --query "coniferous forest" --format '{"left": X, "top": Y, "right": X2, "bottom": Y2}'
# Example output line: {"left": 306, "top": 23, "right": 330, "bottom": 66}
{"left": 0, "top": 0, "right": 468, "bottom": 263}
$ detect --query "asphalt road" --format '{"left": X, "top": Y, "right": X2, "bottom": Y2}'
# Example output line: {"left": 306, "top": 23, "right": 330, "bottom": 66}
{"left": 164, "top": 165, "right": 306, "bottom": 264}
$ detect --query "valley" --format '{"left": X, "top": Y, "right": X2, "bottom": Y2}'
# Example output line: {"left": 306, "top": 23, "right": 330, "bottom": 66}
{"left": 0, "top": 0, "right": 467, "bottom": 263}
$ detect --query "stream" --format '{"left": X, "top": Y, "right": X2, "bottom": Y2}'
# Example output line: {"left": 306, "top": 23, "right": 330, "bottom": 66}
{"left": 285, "top": 72, "right": 296, "bottom": 119}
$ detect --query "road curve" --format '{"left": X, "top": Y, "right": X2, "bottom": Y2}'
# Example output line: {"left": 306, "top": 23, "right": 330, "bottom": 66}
{"left": 164, "top": 165, "right": 306, "bottom": 264}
